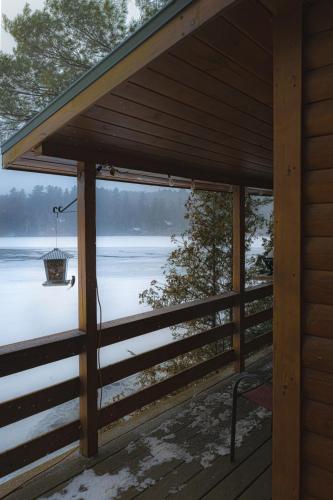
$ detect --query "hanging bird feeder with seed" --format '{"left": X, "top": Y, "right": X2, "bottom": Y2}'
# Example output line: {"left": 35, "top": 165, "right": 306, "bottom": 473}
{"left": 41, "top": 247, "right": 72, "bottom": 286}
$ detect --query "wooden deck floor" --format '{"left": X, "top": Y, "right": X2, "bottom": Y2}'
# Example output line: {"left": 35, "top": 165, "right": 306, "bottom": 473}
{"left": 3, "top": 352, "right": 272, "bottom": 500}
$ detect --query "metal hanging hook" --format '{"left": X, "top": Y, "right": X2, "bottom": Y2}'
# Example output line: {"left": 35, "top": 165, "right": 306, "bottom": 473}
{"left": 53, "top": 197, "right": 78, "bottom": 215}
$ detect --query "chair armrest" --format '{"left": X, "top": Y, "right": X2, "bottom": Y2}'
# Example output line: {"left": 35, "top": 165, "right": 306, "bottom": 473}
{"left": 232, "top": 372, "right": 271, "bottom": 396}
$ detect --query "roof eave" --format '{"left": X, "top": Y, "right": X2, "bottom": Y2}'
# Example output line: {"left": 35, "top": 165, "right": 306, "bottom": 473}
{"left": 1, "top": 0, "right": 237, "bottom": 168}
{"left": 1, "top": 0, "right": 194, "bottom": 156}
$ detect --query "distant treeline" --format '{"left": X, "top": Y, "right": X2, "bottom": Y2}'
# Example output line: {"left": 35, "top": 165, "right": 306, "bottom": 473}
{"left": 0, "top": 185, "right": 189, "bottom": 236}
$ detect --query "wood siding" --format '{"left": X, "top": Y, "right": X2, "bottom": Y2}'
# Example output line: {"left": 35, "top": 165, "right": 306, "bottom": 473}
{"left": 303, "top": 1, "right": 333, "bottom": 496}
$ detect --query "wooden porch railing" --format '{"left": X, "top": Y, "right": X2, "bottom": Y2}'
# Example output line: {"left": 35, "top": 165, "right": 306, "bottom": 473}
{"left": 0, "top": 283, "right": 272, "bottom": 478}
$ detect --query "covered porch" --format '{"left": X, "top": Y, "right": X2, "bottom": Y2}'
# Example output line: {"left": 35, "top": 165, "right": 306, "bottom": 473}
{"left": 1, "top": 0, "right": 330, "bottom": 498}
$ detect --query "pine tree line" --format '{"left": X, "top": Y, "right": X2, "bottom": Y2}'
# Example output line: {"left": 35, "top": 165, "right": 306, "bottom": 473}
{"left": 0, "top": 185, "right": 189, "bottom": 236}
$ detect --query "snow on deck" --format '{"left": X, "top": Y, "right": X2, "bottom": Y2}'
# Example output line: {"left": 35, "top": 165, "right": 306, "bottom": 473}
{"left": 5, "top": 353, "right": 272, "bottom": 500}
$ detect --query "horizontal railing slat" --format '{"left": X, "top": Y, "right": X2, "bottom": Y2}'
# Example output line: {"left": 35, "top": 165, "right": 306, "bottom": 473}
{"left": 0, "top": 378, "right": 80, "bottom": 428}
{"left": 0, "top": 323, "right": 235, "bottom": 428}
{"left": 101, "top": 321, "right": 235, "bottom": 387}
{"left": 244, "top": 331, "right": 273, "bottom": 355}
{"left": 0, "top": 291, "right": 238, "bottom": 377}
{"left": 0, "top": 284, "right": 273, "bottom": 379}
{"left": 244, "top": 283, "right": 273, "bottom": 302}
{"left": 0, "top": 330, "right": 85, "bottom": 377}
{"left": 244, "top": 307, "right": 273, "bottom": 329}
{"left": 0, "top": 421, "right": 80, "bottom": 478}
{"left": 99, "top": 349, "right": 235, "bottom": 429}
{"left": 100, "top": 291, "right": 238, "bottom": 347}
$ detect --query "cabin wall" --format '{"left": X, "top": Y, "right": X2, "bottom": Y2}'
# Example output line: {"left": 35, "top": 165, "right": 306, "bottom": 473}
{"left": 302, "top": 0, "right": 333, "bottom": 496}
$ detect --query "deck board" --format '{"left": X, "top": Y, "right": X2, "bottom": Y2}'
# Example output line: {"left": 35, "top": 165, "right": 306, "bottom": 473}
{"left": 168, "top": 430, "right": 271, "bottom": 500}
{"left": 237, "top": 465, "right": 272, "bottom": 500}
{"left": 202, "top": 440, "right": 272, "bottom": 499}
{"left": 3, "top": 352, "right": 272, "bottom": 500}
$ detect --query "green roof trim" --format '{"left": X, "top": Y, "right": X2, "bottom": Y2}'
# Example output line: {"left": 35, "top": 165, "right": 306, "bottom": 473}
{"left": 1, "top": 0, "right": 193, "bottom": 155}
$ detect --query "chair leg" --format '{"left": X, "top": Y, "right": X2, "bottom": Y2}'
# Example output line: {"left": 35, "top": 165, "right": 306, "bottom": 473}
{"left": 230, "top": 382, "right": 239, "bottom": 462}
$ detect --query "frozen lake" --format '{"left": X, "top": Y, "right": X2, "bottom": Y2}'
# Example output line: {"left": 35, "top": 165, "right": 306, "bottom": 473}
{"left": 0, "top": 235, "right": 264, "bottom": 467}
{"left": 0, "top": 235, "right": 174, "bottom": 344}
{"left": 0, "top": 236, "right": 177, "bottom": 458}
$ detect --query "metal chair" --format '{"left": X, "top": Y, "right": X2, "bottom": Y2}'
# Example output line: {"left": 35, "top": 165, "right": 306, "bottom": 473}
{"left": 230, "top": 373, "right": 272, "bottom": 461}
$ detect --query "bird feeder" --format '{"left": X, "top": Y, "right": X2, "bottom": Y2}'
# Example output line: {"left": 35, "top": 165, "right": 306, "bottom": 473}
{"left": 41, "top": 248, "right": 71, "bottom": 286}
{"left": 255, "top": 249, "right": 273, "bottom": 280}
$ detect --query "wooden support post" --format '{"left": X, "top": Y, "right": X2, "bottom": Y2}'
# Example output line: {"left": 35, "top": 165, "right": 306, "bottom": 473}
{"left": 77, "top": 162, "right": 98, "bottom": 457}
{"left": 232, "top": 185, "right": 245, "bottom": 372}
{"left": 273, "top": 1, "right": 302, "bottom": 498}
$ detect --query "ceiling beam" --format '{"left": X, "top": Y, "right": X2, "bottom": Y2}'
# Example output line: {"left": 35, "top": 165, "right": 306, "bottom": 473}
{"left": 7, "top": 151, "right": 273, "bottom": 195}
{"left": 40, "top": 139, "right": 273, "bottom": 189}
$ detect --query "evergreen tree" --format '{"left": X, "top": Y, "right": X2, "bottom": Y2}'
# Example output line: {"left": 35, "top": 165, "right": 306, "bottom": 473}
{"left": 131, "top": 0, "right": 170, "bottom": 28}
{"left": 0, "top": 0, "right": 169, "bottom": 140}
{"left": 262, "top": 211, "right": 274, "bottom": 255}
{"left": 139, "top": 189, "right": 270, "bottom": 382}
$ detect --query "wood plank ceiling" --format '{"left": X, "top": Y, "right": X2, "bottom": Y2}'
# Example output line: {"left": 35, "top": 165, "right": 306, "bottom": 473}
{"left": 29, "top": 0, "right": 274, "bottom": 187}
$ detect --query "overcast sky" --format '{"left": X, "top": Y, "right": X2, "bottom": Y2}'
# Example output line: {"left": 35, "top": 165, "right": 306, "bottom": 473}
{"left": 0, "top": 0, "right": 143, "bottom": 194}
